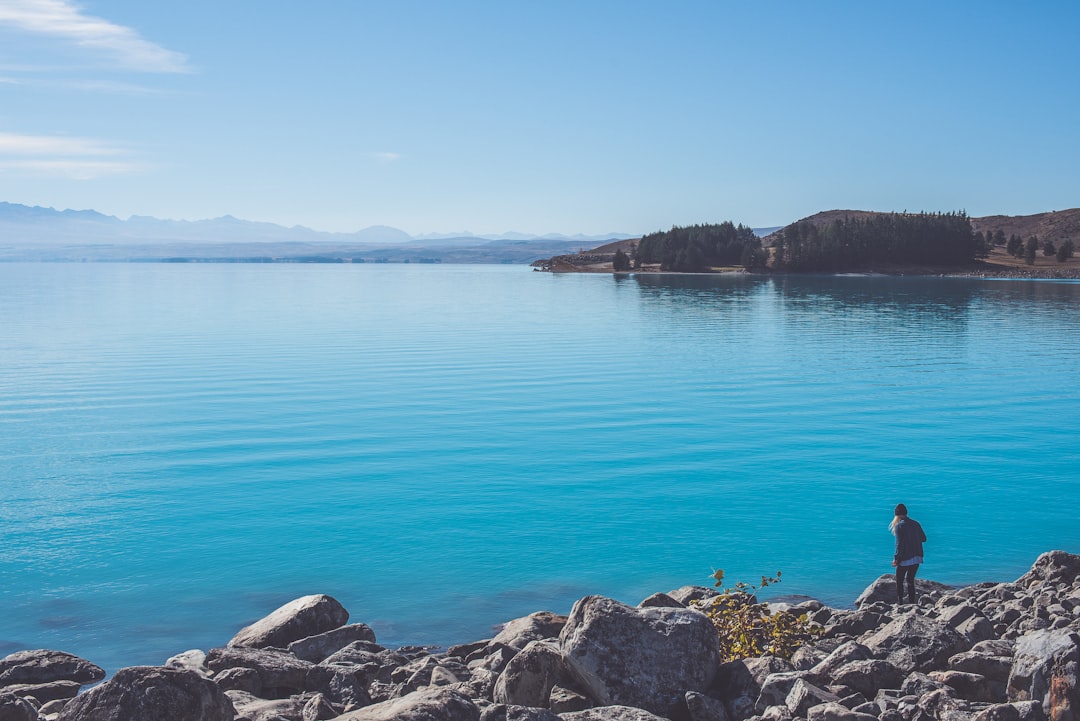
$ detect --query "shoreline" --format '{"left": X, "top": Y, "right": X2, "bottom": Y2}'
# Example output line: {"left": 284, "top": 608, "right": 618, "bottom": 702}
{"left": 5, "top": 550, "right": 1080, "bottom": 720}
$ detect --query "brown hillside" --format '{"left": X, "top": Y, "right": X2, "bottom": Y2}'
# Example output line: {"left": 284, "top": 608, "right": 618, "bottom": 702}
{"left": 971, "top": 208, "right": 1080, "bottom": 244}
{"left": 761, "top": 208, "right": 1080, "bottom": 246}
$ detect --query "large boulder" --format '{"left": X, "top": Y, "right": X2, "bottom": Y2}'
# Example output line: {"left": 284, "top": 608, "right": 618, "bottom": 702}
{"left": 863, "top": 613, "right": 969, "bottom": 673}
{"left": 1017, "top": 552, "right": 1080, "bottom": 589}
{"left": 228, "top": 595, "right": 349, "bottom": 649}
{"left": 561, "top": 707, "right": 670, "bottom": 721}
{"left": 329, "top": 686, "right": 480, "bottom": 721}
{"left": 0, "top": 692, "right": 39, "bottom": 721}
{"left": 56, "top": 666, "right": 235, "bottom": 721}
{"left": 559, "top": 595, "right": 721, "bottom": 717}
{"left": 479, "top": 704, "right": 560, "bottom": 721}
{"left": 0, "top": 650, "right": 105, "bottom": 686}
{"left": 492, "top": 612, "right": 567, "bottom": 651}
{"left": 854, "top": 575, "right": 954, "bottom": 607}
{"left": 288, "top": 624, "right": 377, "bottom": 663}
{"left": 207, "top": 647, "right": 314, "bottom": 695}
{"left": 1007, "top": 629, "right": 1080, "bottom": 721}
{"left": 492, "top": 640, "right": 566, "bottom": 707}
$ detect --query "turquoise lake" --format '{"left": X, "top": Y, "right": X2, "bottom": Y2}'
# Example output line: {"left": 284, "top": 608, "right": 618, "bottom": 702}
{"left": 1, "top": 263, "right": 1078, "bottom": 674}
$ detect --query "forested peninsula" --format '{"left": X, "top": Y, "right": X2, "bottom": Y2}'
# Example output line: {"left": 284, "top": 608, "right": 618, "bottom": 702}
{"left": 534, "top": 208, "right": 1080, "bottom": 278}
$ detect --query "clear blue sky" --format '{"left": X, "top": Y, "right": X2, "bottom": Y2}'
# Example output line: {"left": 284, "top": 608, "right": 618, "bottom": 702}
{"left": 1, "top": 1, "right": 1078, "bottom": 236}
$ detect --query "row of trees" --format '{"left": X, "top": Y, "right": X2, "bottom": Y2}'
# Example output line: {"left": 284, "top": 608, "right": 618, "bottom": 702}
{"left": 1004, "top": 235, "right": 1075, "bottom": 264}
{"left": 633, "top": 222, "right": 766, "bottom": 272}
{"left": 773, "top": 212, "right": 981, "bottom": 272}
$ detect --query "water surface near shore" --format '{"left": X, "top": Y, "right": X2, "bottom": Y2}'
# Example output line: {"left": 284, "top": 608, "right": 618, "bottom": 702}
{"left": 1, "top": 264, "right": 1078, "bottom": 672}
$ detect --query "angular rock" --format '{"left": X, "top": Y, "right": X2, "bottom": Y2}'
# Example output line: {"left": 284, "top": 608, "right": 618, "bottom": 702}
{"left": 207, "top": 647, "right": 314, "bottom": 695}
{"left": 957, "top": 615, "right": 999, "bottom": 646}
{"left": 467, "top": 643, "right": 519, "bottom": 675}
{"left": 826, "top": 610, "right": 889, "bottom": 638}
{"left": 831, "top": 660, "right": 904, "bottom": 698}
{"left": 0, "top": 680, "right": 80, "bottom": 704}
{"left": 492, "top": 612, "right": 567, "bottom": 652}
{"left": 305, "top": 665, "right": 371, "bottom": 710}
{"left": 230, "top": 695, "right": 304, "bottom": 721}
{"left": 757, "top": 672, "right": 815, "bottom": 711}
{"left": 686, "top": 690, "right": 732, "bottom": 721}
{"left": 1018, "top": 553, "right": 1080, "bottom": 589}
{"left": 561, "top": 707, "right": 670, "bottom": 721}
{"left": 786, "top": 678, "right": 840, "bottom": 716}
{"left": 971, "top": 701, "right": 1045, "bottom": 721}
{"left": 0, "top": 692, "right": 39, "bottom": 721}
{"left": 550, "top": 685, "right": 592, "bottom": 714}
{"left": 559, "top": 595, "right": 720, "bottom": 716}
{"left": 807, "top": 701, "right": 878, "bottom": 721}
{"left": 1006, "top": 629, "right": 1080, "bottom": 721}
{"left": 792, "top": 647, "right": 829, "bottom": 672}
{"left": 55, "top": 666, "right": 235, "bottom": 721}
{"left": 929, "top": 671, "right": 1006, "bottom": 703}
{"left": 949, "top": 653, "right": 1014, "bottom": 684}
{"left": 0, "top": 650, "right": 105, "bottom": 687}
{"left": 214, "top": 667, "right": 262, "bottom": 695}
{"left": 304, "top": 693, "right": 338, "bottom": 721}
{"left": 492, "top": 640, "right": 564, "bottom": 708}
{"left": 668, "top": 586, "right": 722, "bottom": 606}
{"left": 810, "top": 642, "right": 873, "bottom": 678}
{"left": 717, "top": 657, "right": 794, "bottom": 700}
{"left": 639, "top": 593, "right": 684, "bottom": 609}
{"left": 855, "top": 575, "right": 953, "bottom": 607}
{"left": 228, "top": 595, "right": 349, "bottom": 650}
{"left": 288, "top": 624, "right": 377, "bottom": 663}
{"left": 329, "top": 686, "right": 479, "bottom": 720}
{"left": 863, "top": 614, "right": 969, "bottom": 673}
{"left": 479, "top": 704, "right": 561, "bottom": 721}
{"left": 166, "top": 649, "right": 210, "bottom": 677}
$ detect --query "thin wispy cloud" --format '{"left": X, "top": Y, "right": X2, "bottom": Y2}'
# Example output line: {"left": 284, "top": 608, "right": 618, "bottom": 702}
{"left": 0, "top": 131, "right": 142, "bottom": 178}
{"left": 371, "top": 152, "right": 402, "bottom": 164}
{"left": 0, "top": 0, "right": 190, "bottom": 73}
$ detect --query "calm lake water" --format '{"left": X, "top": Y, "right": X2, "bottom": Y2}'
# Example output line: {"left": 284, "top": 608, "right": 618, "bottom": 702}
{"left": 1, "top": 263, "right": 1078, "bottom": 673}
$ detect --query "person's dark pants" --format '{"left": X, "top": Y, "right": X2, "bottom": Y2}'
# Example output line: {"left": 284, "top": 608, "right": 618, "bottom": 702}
{"left": 896, "top": 563, "right": 919, "bottom": 604}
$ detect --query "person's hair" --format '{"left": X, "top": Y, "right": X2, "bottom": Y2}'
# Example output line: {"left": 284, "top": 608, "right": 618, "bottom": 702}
{"left": 889, "top": 503, "right": 909, "bottom": 533}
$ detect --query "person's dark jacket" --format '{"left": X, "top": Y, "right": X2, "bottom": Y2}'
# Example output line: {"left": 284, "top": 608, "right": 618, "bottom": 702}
{"left": 894, "top": 518, "right": 926, "bottom": 564}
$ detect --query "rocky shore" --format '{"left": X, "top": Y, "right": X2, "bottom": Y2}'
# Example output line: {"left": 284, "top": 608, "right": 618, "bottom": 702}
{"left": 3, "top": 551, "right": 1080, "bottom": 721}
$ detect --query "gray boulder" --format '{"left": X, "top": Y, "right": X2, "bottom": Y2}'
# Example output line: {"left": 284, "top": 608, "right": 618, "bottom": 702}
{"left": 305, "top": 665, "right": 371, "bottom": 711}
{"left": 806, "top": 701, "right": 878, "bottom": 721}
{"left": 949, "top": 653, "right": 1013, "bottom": 684}
{"left": 0, "top": 650, "right": 105, "bottom": 687}
{"left": 971, "top": 701, "right": 1045, "bottom": 721}
{"left": 638, "top": 593, "right": 684, "bottom": 609}
{"left": 929, "top": 671, "right": 1006, "bottom": 703}
{"left": 1006, "top": 629, "right": 1080, "bottom": 720}
{"left": 166, "top": 649, "right": 211, "bottom": 677}
{"left": 230, "top": 695, "right": 305, "bottom": 721}
{"left": 831, "top": 660, "right": 904, "bottom": 698}
{"left": 207, "top": 647, "right": 315, "bottom": 695}
{"left": 0, "top": 680, "right": 80, "bottom": 704}
{"left": 1017, "top": 552, "right": 1080, "bottom": 589}
{"left": 785, "top": 678, "right": 840, "bottom": 716}
{"left": 0, "top": 692, "right": 39, "bottom": 721}
{"left": 855, "top": 575, "right": 954, "bottom": 607}
{"left": 56, "top": 666, "right": 235, "bottom": 721}
{"left": 863, "top": 613, "right": 969, "bottom": 673}
{"left": 810, "top": 642, "right": 873, "bottom": 678}
{"left": 329, "top": 686, "right": 480, "bottom": 720}
{"left": 229, "top": 595, "right": 349, "bottom": 650}
{"left": 550, "top": 685, "right": 592, "bottom": 713}
{"left": 559, "top": 595, "right": 720, "bottom": 716}
{"left": 561, "top": 707, "right": 670, "bottom": 721}
{"left": 686, "top": 690, "right": 732, "bottom": 721}
{"left": 492, "top": 641, "right": 565, "bottom": 708}
{"left": 479, "top": 704, "right": 560, "bottom": 721}
{"left": 668, "top": 586, "right": 722, "bottom": 606}
{"left": 288, "top": 625, "right": 377, "bottom": 663}
{"left": 492, "top": 612, "right": 567, "bottom": 652}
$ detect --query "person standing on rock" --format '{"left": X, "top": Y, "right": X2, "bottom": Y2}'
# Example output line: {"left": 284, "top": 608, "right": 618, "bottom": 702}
{"left": 890, "top": 503, "right": 926, "bottom": 605}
